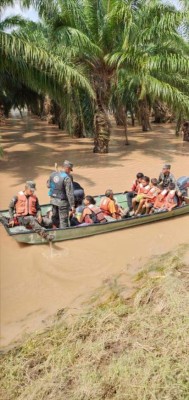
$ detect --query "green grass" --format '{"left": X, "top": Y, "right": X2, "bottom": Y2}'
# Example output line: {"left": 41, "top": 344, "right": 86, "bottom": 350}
{"left": 1, "top": 245, "right": 189, "bottom": 400}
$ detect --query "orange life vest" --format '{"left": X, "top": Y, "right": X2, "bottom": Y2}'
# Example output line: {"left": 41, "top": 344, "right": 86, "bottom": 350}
{"left": 15, "top": 191, "right": 38, "bottom": 217}
{"left": 164, "top": 190, "right": 177, "bottom": 210}
{"left": 85, "top": 205, "right": 107, "bottom": 224}
{"left": 154, "top": 189, "right": 168, "bottom": 209}
{"left": 146, "top": 187, "right": 159, "bottom": 204}
{"left": 137, "top": 184, "right": 150, "bottom": 195}
{"left": 100, "top": 197, "right": 112, "bottom": 216}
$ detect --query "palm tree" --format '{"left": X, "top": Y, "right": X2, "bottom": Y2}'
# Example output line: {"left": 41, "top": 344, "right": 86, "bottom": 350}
{"left": 0, "top": 1, "right": 94, "bottom": 123}
{"left": 108, "top": 0, "right": 189, "bottom": 132}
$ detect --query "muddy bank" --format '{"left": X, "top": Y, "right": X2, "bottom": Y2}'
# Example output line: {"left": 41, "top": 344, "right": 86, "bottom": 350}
{"left": 0, "top": 116, "right": 189, "bottom": 348}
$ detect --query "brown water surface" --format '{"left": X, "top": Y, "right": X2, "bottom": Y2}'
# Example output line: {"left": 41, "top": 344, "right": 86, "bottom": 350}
{"left": 0, "top": 116, "right": 189, "bottom": 348}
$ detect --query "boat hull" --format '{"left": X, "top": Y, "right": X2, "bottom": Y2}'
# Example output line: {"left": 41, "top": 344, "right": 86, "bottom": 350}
{"left": 1, "top": 199, "right": 189, "bottom": 244}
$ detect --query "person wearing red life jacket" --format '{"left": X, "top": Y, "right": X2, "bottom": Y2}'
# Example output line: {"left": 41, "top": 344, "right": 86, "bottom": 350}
{"left": 125, "top": 172, "right": 144, "bottom": 211}
{"left": 132, "top": 176, "right": 150, "bottom": 214}
{"left": 9, "top": 181, "right": 53, "bottom": 241}
{"left": 78, "top": 195, "right": 107, "bottom": 224}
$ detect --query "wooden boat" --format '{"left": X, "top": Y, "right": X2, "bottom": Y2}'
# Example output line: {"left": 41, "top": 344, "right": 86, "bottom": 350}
{"left": 0, "top": 193, "right": 189, "bottom": 245}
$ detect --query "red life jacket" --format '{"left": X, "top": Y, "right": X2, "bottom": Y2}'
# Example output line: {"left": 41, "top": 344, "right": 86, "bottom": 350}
{"left": 100, "top": 197, "right": 112, "bottom": 216}
{"left": 154, "top": 189, "right": 168, "bottom": 208}
{"left": 15, "top": 191, "right": 38, "bottom": 217}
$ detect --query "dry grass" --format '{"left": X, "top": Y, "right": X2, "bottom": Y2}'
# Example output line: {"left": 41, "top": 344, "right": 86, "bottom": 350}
{"left": 1, "top": 245, "right": 189, "bottom": 400}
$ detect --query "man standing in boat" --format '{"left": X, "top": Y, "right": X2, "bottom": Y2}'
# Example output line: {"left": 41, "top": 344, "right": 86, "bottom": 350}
{"left": 8, "top": 181, "right": 53, "bottom": 241}
{"left": 47, "top": 160, "right": 75, "bottom": 228}
{"left": 158, "top": 164, "right": 181, "bottom": 196}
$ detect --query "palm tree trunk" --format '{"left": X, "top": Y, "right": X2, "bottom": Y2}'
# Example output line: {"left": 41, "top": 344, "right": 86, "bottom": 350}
{"left": 93, "top": 103, "right": 111, "bottom": 153}
{"left": 0, "top": 105, "right": 6, "bottom": 125}
{"left": 41, "top": 95, "right": 54, "bottom": 123}
{"left": 175, "top": 113, "right": 182, "bottom": 137}
{"left": 153, "top": 100, "right": 173, "bottom": 123}
{"left": 138, "top": 99, "right": 151, "bottom": 131}
{"left": 182, "top": 121, "right": 189, "bottom": 142}
{"left": 131, "top": 111, "right": 135, "bottom": 126}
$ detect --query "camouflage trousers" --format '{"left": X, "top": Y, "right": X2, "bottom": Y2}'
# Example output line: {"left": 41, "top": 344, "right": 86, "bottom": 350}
{"left": 51, "top": 203, "right": 69, "bottom": 229}
{"left": 17, "top": 216, "right": 52, "bottom": 237}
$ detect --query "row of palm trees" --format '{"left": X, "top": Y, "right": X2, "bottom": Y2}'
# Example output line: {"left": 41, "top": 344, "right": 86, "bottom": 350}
{"left": 1, "top": 0, "right": 189, "bottom": 152}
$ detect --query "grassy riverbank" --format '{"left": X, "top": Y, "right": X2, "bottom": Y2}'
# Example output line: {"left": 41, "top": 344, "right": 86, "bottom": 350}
{"left": 1, "top": 245, "right": 189, "bottom": 400}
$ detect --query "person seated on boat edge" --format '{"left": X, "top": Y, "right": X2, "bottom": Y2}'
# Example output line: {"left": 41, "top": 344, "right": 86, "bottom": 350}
{"left": 157, "top": 164, "right": 182, "bottom": 197}
{"left": 124, "top": 172, "right": 144, "bottom": 211}
{"left": 135, "top": 178, "right": 159, "bottom": 216}
{"left": 8, "top": 181, "right": 54, "bottom": 241}
{"left": 132, "top": 176, "right": 150, "bottom": 214}
{"left": 47, "top": 160, "right": 75, "bottom": 229}
{"left": 100, "top": 189, "right": 123, "bottom": 220}
{"left": 141, "top": 178, "right": 159, "bottom": 215}
{"left": 150, "top": 183, "right": 169, "bottom": 213}
{"left": 177, "top": 176, "right": 189, "bottom": 198}
{"left": 160, "top": 183, "right": 178, "bottom": 212}
{"left": 69, "top": 198, "right": 85, "bottom": 226}
{"left": 77, "top": 195, "right": 107, "bottom": 225}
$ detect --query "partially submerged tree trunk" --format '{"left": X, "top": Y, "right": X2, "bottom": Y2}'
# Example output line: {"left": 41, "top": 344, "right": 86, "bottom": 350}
{"left": 131, "top": 111, "right": 135, "bottom": 127}
{"left": 41, "top": 95, "right": 54, "bottom": 123}
{"left": 138, "top": 99, "right": 151, "bottom": 131}
{"left": 175, "top": 113, "right": 182, "bottom": 137}
{"left": 153, "top": 100, "right": 174, "bottom": 123}
{"left": 93, "top": 103, "right": 111, "bottom": 153}
{"left": 0, "top": 105, "right": 6, "bottom": 125}
{"left": 182, "top": 121, "right": 189, "bottom": 142}
{"left": 115, "top": 105, "right": 129, "bottom": 145}
{"left": 114, "top": 109, "right": 124, "bottom": 126}
{"left": 93, "top": 78, "right": 111, "bottom": 153}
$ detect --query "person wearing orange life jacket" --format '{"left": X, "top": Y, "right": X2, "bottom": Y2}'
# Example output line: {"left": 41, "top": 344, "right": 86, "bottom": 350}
{"left": 100, "top": 189, "right": 123, "bottom": 220}
{"left": 125, "top": 172, "right": 144, "bottom": 211}
{"left": 78, "top": 196, "right": 107, "bottom": 224}
{"left": 135, "top": 178, "right": 159, "bottom": 215}
{"left": 141, "top": 178, "right": 159, "bottom": 214}
{"left": 161, "top": 182, "right": 178, "bottom": 211}
{"left": 9, "top": 181, "right": 53, "bottom": 241}
{"left": 132, "top": 176, "right": 150, "bottom": 214}
{"left": 151, "top": 183, "right": 169, "bottom": 213}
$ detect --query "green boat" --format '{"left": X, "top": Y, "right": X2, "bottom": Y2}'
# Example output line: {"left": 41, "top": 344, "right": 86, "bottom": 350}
{"left": 0, "top": 193, "right": 189, "bottom": 244}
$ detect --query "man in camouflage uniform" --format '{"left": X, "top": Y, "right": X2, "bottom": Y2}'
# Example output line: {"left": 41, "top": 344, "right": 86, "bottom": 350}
{"left": 47, "top": 160, "right": 75, "bottom": 229}
{"left": 157, "top": 164, "right": 181, "bottom": 195}
{"left": 8, "top": 181, "right": 53, "bottom": 241}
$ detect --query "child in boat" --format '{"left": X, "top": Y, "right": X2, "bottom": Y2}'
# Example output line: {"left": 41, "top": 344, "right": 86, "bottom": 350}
{"left": 132, "top": 176, "right": 150, "bottom": 214}
{"left": 141, "top": 178, "right": 159, "bottom": 214}
{"left": 125, "top": 172, "right": 144, "bottom": 211}
{"left": 151, "top": 183, "right": 169, "bottom": 213}
{"left": 161, "top": 183, "right": 178, "bottom": 211}
{"left": 78, "top": 196, "right": 107, "bottom": 224}
{"left": 69, "top": 198, "right": 85, "bottom": 226}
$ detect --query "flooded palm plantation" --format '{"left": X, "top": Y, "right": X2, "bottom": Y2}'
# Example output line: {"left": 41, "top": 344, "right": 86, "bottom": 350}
{"left": 0, "top": 116, "right": 189, "bottom": 348}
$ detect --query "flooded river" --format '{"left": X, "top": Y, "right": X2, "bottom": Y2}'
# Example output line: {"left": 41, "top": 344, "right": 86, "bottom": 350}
{"left": 0, "top": 116, "right": 189, "bottom": 348}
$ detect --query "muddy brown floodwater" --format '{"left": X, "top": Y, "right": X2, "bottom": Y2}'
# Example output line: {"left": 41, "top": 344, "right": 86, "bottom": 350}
{"left": 0, "top": 115, "right": 189, "bottom": 348}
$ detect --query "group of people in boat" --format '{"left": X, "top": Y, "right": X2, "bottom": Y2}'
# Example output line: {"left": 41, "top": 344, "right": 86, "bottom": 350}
{"left": 0, "top": 161, "right": 188, "bottom": 242}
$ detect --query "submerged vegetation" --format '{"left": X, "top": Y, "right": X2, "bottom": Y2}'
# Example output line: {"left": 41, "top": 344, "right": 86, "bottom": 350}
{"left": 1, "top": 245, "right": 189, "bottom": 400}
{"left": 1, "top": 0, "right": 189, "bottom": 151}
